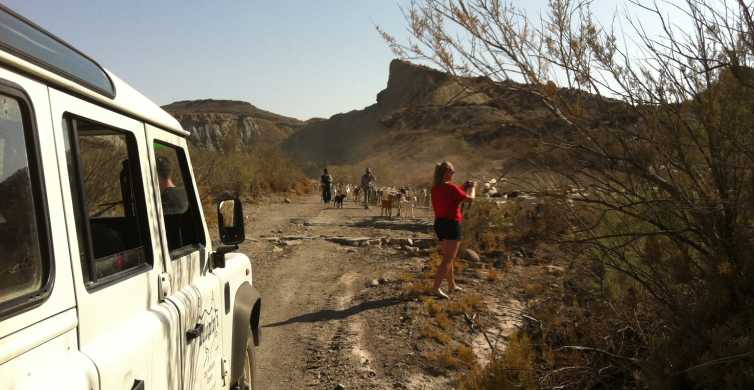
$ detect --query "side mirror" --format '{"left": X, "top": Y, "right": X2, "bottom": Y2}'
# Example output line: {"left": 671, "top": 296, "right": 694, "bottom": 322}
{"left": 217, "top": 194, "right": 245, "bottom": 245}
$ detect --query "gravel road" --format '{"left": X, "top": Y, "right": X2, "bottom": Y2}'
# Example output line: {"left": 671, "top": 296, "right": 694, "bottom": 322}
{"left": 239, "top": 194, "right": 440, "bottom": 389}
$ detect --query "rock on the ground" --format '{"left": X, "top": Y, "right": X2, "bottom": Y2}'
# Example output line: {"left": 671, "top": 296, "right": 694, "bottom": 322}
{"left": 272, "top": 247, "right": 283, "bottom": 253}
{"left": 461, "top": 248, "right": 481, "bottom": 262}
{"left": 327, "top": 236, "right": 373, "bottom": 247}
{"left": 370, "top": 279, "right": 380, "bottom": 287}
{"left": 283, "top": 198, "right": 291, "bottom": 203}
{"left": 412, "top": 238, "right": 435, "bottom": 249}
{"left": 334, "top": 384, "right": 345, "bottom": 390}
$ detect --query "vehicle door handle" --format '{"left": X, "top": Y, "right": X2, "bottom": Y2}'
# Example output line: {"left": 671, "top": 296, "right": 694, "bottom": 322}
{"left": 186, "top": 323, "right": 204, "bottom": 342}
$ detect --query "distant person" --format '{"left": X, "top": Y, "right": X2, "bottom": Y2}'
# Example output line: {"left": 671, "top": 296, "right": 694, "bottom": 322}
{"left": 430, "top": 161, "right": 475, "bottom": 299}
{"left": 360, "top": 168, "right": 376, "bottom": 209}
{"left": 321, "top": 168, "right": 333, "bottom": 205}
{"left": 156, "top": 156, "right": 188, "bottom": 215}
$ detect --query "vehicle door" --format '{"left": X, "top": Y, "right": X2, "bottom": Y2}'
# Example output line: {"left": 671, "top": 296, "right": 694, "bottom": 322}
{"left": 0, "top": 70, "right": 99, "bottom": 388}
{"left": 145, "top": 123, "right": 225, "bottom": 389}
{"left": 49, "top": 89, "right": 182, "bottom": 390}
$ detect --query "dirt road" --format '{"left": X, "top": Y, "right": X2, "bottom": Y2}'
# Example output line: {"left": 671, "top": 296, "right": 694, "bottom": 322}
{"left": 240, "top": 194, "right": 443, "bottom": 389}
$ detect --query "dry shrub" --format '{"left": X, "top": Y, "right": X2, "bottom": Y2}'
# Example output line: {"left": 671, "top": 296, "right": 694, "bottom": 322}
{"left": 462, "top": 333, "right": 537, "bottom": 390}
{"left": 403, "top": 279, "right": 433, "bottom": 297}
{"left": 419, "top": 323, "right": 452, "bottom": 345}
{"left": 189, "top": 144, "right": 312, "bottom": 229}
{"left": 190, "top": 145, "right": 309, "bottom": 199}
{"left": 397, "top": 272, "right": 417, "bottom": 283}
{"left": 390, "top": 0, "right": 754, "bottom": 386}
{"left": 425, "top": 298, "right": 443, "bottom": 317}
{"left": 434, "top": 311, "right": 452, "bottom": 330}
{"left": 462, "top": 198, "right": 568, "bottom": 259}
{"left": 522, "top": 282, "right": 545, "bottom": 297}
{"left": 456, "top": 344, "right": 478, "bottom": 368}
{"left": 447, "top": 293, "right": 484, "bottom": 316}
{"left": 426, "top": 344, "right": 478, "bottom": 370}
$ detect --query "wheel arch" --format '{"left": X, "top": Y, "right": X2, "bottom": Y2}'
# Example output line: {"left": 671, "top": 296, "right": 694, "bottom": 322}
{"left": 230, "top": 281, "right": 261, "bottom": 387}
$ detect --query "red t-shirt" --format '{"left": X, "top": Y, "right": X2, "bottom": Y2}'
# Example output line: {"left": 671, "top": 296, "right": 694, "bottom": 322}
{"left": 432, "top": 182, "right": 469, "bottom": 222}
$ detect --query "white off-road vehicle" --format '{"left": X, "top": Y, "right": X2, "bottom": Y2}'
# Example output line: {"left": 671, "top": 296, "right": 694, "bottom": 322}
{"left": 0, "top": 5, "right": 260, "bottom": 390}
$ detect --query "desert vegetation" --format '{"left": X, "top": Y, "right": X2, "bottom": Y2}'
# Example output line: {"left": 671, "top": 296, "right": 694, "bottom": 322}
{"left": 188, "top": 128, "right": 315, "bottom": 226}
{"left": 383, "top": 0, "right": 754, "bottom": 388}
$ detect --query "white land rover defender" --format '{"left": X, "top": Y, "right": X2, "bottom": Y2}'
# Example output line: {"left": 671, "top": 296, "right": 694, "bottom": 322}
{"left": 0, "top": 5, "right": 260, "bottom": 390}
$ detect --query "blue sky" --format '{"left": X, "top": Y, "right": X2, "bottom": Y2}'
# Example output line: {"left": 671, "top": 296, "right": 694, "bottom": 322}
{"left": 5, "top": 1, "right": 669, "bottom": 120}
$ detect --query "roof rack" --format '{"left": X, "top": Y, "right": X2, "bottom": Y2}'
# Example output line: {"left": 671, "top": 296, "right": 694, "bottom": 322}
{"left": 0, "top": 5, "right": 115, "bottom": 98}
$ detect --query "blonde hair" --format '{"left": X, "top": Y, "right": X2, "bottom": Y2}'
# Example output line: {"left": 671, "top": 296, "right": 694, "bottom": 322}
{"left": 433, "top": 161, "right": 455, "bottom": 187}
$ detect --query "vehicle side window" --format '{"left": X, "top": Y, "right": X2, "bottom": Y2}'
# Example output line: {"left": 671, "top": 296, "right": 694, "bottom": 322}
{"left": 63, "top": 115, "right": 152, "bottom": 286}
{"left": 153, "top": 142, "right": 205, "bottom": 256}
{"left": 0, "top": 92, "right": 51, "bottom": 311}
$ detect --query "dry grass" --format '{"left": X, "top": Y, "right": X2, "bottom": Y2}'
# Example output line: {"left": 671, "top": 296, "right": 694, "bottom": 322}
{"left": 419, "top": 323, "right": 453, "bottom": 345}
{"left": 434, "top": 311, "right": 452, "bottom": 330}
{"left": 403, "top": 279, "right": 433, "bottom": 297}
{"left": 462, "top": 333, "right": 536, "bottom": 390}
{"left": 426, "top": 344, "right": 479, "bottom": 370}
{"left": 446, "top": 293, "right": 484, "bottom": 316}
{"left": 522, "top": 281, "right": 545, "bottom": 296}
{"left": 424, "top": 298, "right": 443, "bottom": 317}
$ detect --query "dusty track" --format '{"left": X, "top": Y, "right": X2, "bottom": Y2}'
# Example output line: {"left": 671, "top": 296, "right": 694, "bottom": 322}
{"left": 240, "top": 194, "right": 437, "bottom": 389}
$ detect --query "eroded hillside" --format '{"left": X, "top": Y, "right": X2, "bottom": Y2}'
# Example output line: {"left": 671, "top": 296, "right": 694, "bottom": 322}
{"left": 163, "top": 99, "right": 307, "bottom": 150}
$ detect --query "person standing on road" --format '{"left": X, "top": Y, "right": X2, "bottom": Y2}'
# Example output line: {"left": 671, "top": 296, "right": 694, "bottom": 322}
{"left": 321, "top": 168, "right": 333, "bottom": 206}
{"left": 360, "top": 168, "right": 376, "bottom": 209}
{"left": 430, "top": 161, "right": 475, "bottom": 299}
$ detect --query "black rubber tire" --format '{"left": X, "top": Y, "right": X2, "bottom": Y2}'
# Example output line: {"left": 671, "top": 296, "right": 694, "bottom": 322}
{"left": 242, "top": 339, "right": 257, "bottom": 390}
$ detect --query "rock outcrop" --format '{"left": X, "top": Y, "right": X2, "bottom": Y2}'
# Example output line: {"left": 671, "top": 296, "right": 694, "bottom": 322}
{"left": 163, "top": 99, "right": 306, "bottom": 150}
{"left": 283, "top": 59, "right": 494, "bottom": 164}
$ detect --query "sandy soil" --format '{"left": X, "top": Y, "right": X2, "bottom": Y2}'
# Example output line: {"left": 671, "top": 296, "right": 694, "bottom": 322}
{"left": 240, "top": 193, "right": 531, "bottom": 389}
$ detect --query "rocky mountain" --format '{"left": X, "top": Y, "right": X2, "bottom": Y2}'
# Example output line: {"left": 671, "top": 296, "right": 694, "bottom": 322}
{"left": 283, "top": 60, "right": 495, "bottom": 164}
{"left": 282, "top": 59, "right": 578, "bottom": 184}
{"left": 163, "top": 99, "right": 306, "bottom": 150}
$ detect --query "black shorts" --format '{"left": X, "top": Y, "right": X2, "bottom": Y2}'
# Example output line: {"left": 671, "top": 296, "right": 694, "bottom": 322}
{"left": 434, "top": 218, "right": 461, "bottom": 241}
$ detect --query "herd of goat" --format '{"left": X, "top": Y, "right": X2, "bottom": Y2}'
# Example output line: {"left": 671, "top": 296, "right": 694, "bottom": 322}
{"left": 325, "top": 177, "right": 514, "bottom": 218}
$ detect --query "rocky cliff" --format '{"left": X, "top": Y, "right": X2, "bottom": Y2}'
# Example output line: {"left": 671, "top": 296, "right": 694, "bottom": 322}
{"left": 163, "top": 99, "right": 305, "bottom": 150}
{"left": 283, "top": 59, "right": 497, "bottom": 164}
{"left": 282, "top": 59, "right": 622, "bottom": 184}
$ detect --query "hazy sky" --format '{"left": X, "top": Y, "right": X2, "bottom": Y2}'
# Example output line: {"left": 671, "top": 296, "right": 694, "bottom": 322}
{"left": 5, "top": 1, "right": 666, "bottom": 120}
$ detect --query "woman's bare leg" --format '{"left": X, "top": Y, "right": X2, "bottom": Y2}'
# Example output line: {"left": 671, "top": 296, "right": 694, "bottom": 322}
{"left": 433, "top": 240, "right": 460, "bottom": 294}
{"left": 445, "top": 241, "right": 461, "bottom": 289}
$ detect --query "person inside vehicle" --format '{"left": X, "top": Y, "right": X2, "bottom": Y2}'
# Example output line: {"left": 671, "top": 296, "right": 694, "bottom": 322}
{"left": 430, "top": 161, "right": 475, "bottom": 299}
{"left": 156, "top": 156, "right": 188, "bottom": 215}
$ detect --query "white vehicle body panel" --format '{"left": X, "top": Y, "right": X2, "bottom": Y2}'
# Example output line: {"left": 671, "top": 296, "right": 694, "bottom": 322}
{"left": 0, "top": 7, "right": 260, "bottom": 390}
{"left": 0, "top": 310, "right": 98, "bottom": 390}
{"left": 48, "top": 88, "right": 183, "bottom": 390}
{"left": 0, "top": 66, "right": 76, "bottom": 343}
{"left": 146, "top": 125, "right": 225, "bottom": 389}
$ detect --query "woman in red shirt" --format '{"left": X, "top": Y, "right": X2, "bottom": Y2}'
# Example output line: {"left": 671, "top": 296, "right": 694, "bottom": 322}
{"left": 431, "top": 161, "right": 476, "bottom": 298}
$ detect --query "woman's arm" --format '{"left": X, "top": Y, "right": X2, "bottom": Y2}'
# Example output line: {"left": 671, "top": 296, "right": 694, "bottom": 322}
{"left": 463, "top": 182, "right": 476, "bottom": 202}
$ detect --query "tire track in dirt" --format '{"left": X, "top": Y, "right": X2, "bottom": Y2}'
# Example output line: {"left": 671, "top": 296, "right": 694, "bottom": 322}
{"left": 242, "top": 194, "right": 440, "bottom": 389}
{"left": 245, "top": 195, "right": 387, "bottom": 389}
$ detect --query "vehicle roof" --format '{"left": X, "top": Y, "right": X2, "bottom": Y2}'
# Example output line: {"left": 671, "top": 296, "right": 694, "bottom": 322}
{"left": 0, "top": 47, "right": 187, "bottom": 136}
{"left": 0, "top": 4, "right": 187, "bottom": 137}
